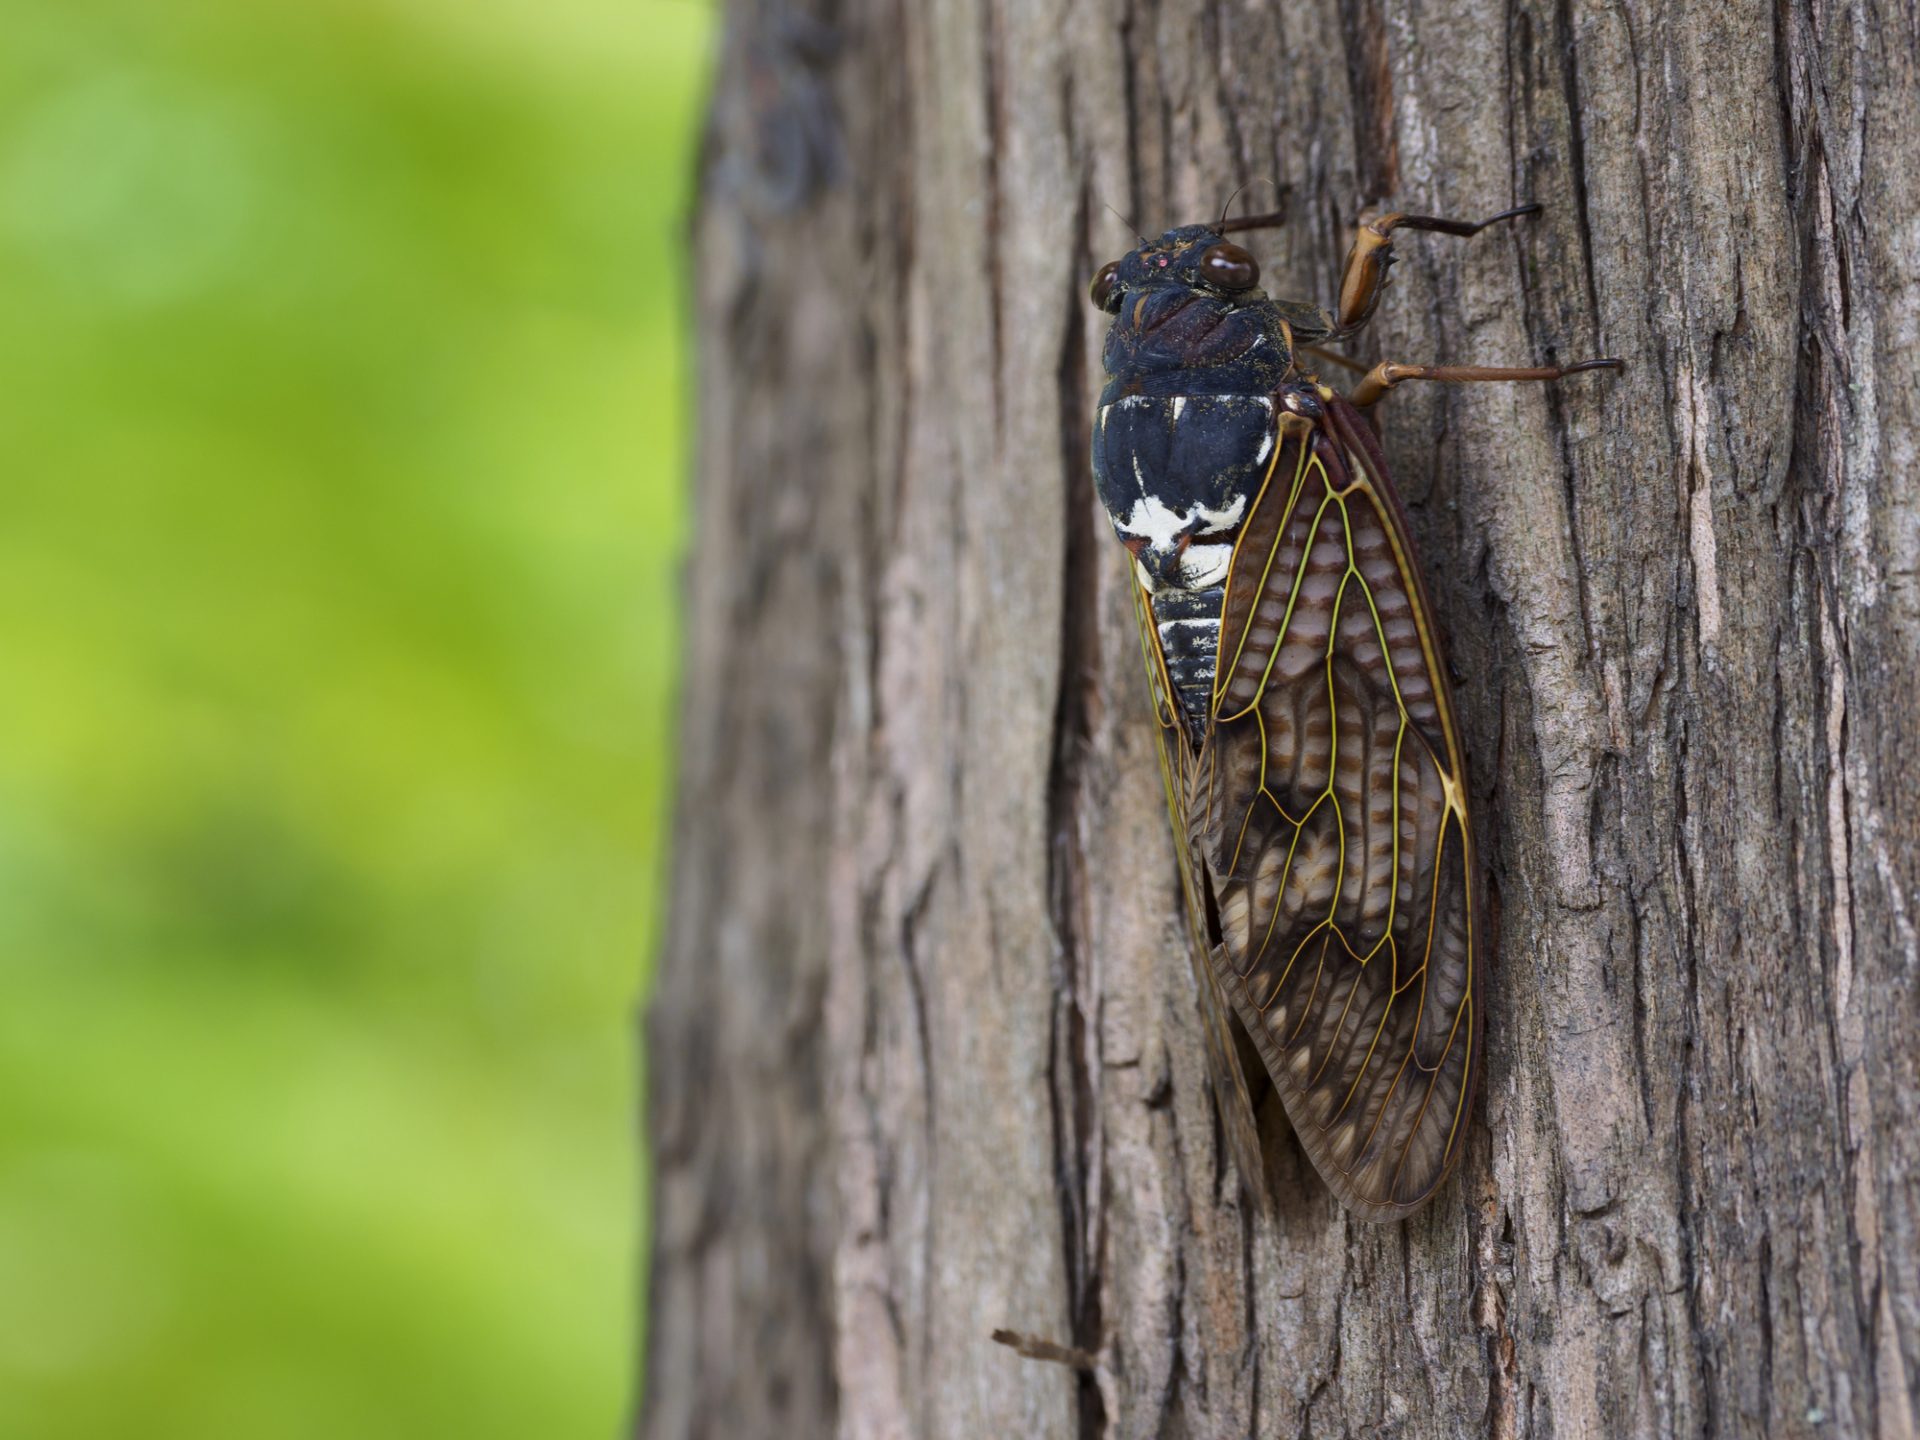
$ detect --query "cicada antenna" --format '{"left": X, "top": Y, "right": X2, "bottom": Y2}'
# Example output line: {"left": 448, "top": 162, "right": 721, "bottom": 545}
{"left": 1216, "top": 178, "right": 1291, "bottom": 235}
{"left": 1103, "top": 201, "right": 1150, "bottom": 248}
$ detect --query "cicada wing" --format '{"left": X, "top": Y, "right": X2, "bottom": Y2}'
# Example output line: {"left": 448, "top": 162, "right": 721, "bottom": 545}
{"left": 1195, "top": 402, "right": 1481, "bottom": 1220}
{"left": 1130, "top": 579, "right": 1267, "bottom": 1201}
{"left": 1191, "top": 932, "right": 1267, "bottom": 1202}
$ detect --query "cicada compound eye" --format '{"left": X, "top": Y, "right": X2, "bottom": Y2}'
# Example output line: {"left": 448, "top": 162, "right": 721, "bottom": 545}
{"left": 1090, "top": 260, "right": 1122, "bottom": 312}
{"left": 1200, "top": 241, "right": 1259, "bottom": 291}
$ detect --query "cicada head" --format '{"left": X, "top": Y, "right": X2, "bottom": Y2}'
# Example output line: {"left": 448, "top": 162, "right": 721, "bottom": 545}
{"left": 1089, "top": 225, "right": 1294, "bottom": 396}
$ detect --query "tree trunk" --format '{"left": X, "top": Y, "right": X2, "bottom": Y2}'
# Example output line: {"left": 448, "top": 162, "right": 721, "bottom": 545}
{"left": 642, "top": 1, "right": 1920, "bottom": 1435}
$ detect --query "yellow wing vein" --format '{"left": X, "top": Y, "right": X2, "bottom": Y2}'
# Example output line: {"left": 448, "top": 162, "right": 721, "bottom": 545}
{"left": 1218, "top": 456, "right": 1336, "bottom": 724}
{"left": 1215, "top": 422, "right": 1311, "bottom": 710}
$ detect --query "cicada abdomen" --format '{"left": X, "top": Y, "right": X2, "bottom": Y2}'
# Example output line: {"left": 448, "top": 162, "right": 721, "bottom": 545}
{"left": 1090, "top": 209, "right": 1618, "bottom": 1219}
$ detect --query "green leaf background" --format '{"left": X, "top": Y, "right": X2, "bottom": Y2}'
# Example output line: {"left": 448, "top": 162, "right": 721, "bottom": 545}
{"left": 0, "top": 1, "right": 710, "bottom": 1433}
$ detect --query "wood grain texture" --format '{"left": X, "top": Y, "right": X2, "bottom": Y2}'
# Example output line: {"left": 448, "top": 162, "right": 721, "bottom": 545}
{"left": 641, "top": 0, "right": 1920, "bottom": 1435}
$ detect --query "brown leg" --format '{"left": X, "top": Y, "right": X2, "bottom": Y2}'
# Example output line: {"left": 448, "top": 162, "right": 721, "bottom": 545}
{"left": 1300, "top": 343, "right": 1369, "bottom": 376}
{"left": 1348, "top": 357, "right": 1623, "bottom": 408}
{"left": 1334, "top": 203, "right": 1540, "bottom": 334}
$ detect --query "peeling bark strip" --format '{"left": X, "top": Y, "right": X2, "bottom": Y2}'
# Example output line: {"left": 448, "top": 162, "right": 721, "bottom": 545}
{"left": 643, "top": 1, "right": 1920, "bottom": 1437}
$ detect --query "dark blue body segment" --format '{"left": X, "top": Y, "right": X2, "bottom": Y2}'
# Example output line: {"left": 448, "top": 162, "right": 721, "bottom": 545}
{"left": 1091, "top": 394, "right": 1275, "bottom": 543}
{"left": 1150, "top": 583, "right": 1227, "bottom": 725}
{"left": 1091, "top": 225, "right": 1302, "bottom": 733}
{"left": 1097, "top": 288, "right": 1292, "bottom": 400}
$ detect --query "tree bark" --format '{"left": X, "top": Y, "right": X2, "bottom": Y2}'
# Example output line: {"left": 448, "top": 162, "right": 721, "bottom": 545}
{"left": 642, "top": 1, "right": 1920, "bottom": 1436}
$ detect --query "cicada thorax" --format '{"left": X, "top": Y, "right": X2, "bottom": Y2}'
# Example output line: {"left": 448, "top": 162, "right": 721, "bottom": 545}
{"left": 1093, "top": 390, "right": 1282, "bottom": 732}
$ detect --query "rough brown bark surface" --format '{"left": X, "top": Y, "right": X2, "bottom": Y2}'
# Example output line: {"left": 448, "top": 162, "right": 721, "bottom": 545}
{"left": 642, "top": 2, "right": 1920, "bottom": 1436}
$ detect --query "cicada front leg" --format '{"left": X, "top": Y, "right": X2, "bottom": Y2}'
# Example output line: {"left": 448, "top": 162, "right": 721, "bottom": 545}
{"left": 1333, "top": 203, "right": 1542, "bottom": 335}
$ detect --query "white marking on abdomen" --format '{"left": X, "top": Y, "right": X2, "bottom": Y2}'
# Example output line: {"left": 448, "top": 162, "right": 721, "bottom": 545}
{"left": 1175, "top": 541, "right": 1233, "bottom": 588}
{"left": 1153, "top": 586, "right": 1226, "bottom": 729}
{"left": 1190, "top": 494, "right": 1246, "bottom": 534}
{"left": 1116, "top": 492, "right": 1188, "bottom": 548}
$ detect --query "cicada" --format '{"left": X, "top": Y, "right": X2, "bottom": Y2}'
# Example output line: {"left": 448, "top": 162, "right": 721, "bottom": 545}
{"left": 1089, "top": 202, "right": 1617, "bottom": 1219}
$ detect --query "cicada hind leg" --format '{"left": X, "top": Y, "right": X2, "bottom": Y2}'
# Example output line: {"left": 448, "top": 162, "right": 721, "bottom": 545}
{"left": 1347, "top": 357, "right": 1623, "bottom": 408}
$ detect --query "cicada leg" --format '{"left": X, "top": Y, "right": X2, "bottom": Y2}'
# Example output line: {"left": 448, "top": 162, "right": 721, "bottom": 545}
{"left": 1299, "top": 343, "right": 1368, "bottom": 376}
{"left": 1333, "top": 203, "right": 1541, "bottom": 334}
{"left": 1348, "top": 357, "right": 1623, "bottom": 408}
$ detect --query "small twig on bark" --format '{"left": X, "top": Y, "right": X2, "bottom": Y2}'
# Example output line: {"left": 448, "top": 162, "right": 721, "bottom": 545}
{"left": 990, "top": 1328, "right": 1100, "bottom": 1371}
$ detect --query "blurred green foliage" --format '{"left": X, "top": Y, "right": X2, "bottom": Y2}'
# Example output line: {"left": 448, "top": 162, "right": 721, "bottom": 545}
{"left": 0, "top": 0, "right": 710, "bottom": 1433}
